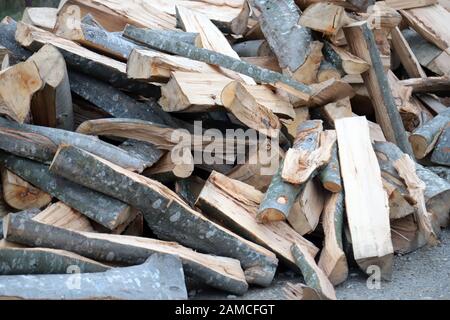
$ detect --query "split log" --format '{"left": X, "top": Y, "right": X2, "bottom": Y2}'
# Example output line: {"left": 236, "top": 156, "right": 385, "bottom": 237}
{"left": 241, "top": 57, "right": 281, "bottom": 73}
{"left": 127, "top": 48, "right": 214, "bottom": 82}
{"left": 343, "top": 21, "right": 413, "bottom": 157}
{"left": 21, "top": 7, "right": 57, "bottom": 31}
{"left": 29, "top": 44, "right": 73, "bottom": 130}
{"left": 400, "top": 4, "right": 450, "bottom": 53}
{"left": 0, "top": 154, "right": 132, "bottom": 231}
{"left": 33, "top": 202, "right": 96, "bottom": 233}
{"left": 57, "top": 0, "right": 177, "bottom": 32}
{"left": 318, "top": 97, "right": 353, "bottom": 129}
{"left": 319, "top": 143, "right": 342, "bottom": 193}
{"left": 0, "top": 243, "right": 110, "bottom": 275}
{"left": 373, "top": 141, "right": 450, "bottom": 228}
{"left": 54, "top": 8, "right": 141, "bottom": 61}
{"left": 287, "top": 178, "right": 326, "bottom": 236}
{"left": 119, "top": 139, "right": 164, "bottom": 170}
{"left": 318, "top": 192, "right": 348, "bottom": 286}
{"left": 390, "top": 27, "right": 427, "bottom": 78}
{"left": 176, "top": 6, "right": 255, "bottom": 85}
{"left": 0, "top": 60, "right": 42, "bottom": 123}
{"left": 144, "top": 148, "right": 194, "bottom": 180}
{"left": 4, "top": 213, "right": 249, "bottom": 295}
{"left": 299, "top": 2, "right": 350, "bottom": 36}
{"left": 431, "top": 127, "right": 450, "bottom": 166}
{"left": 399, "top": 77, "right": 450, "bottom": 94}
{"left": 15, "top": 22, "right": 159, "bottom": 98}
{"left": 281, "top": 130, "right": 336, "bottom": 185}
{"left": 0, "top": 22, "right": 32, "bottom": 63}
{"left": 409, "top": 108, "right": 450, "bottom": 159}
{"left": 196, "top": 171, "right": 319, "bottom": 272}
{"left": 0, "top": 252, "right": 187, "bottom": 300}
{"left": 394, "top": 154, "right": 439, "bottom": 245}
{"left": 175, "top": 176, "right": 205, "bottom": 208}
{"left": 1, "top": 168, "right": 51, "bottom": 211}
{"left": 336, "top": 116, "right": 394, "bottom": 280}
{"left": 295, "top": 0, "right": 374, "bottom": 12}
{"left": 123, "top": 25, "right": 312, "bottom": 102}
{"left": 391, "top": 214, "right": 427, "bottom": 254}
{"left": 291, "top": 243, "right": 336, "bottom": 300}
{"left": 298, "top": 78, "right": 354, "bottom": 108}
{"left": 49, "top": 145, "right": 278, "bottom": 287}
{"left": 250, "top": 0, "right": 313, "bottom": 83}
{"left": 417, "top": 94, "right": 448, "bottom": 115}
{"left": 386, "top": 0, "right": 437, "bottom": 9}
{"left": 232, "top": 40, "right": 272, "bottom": 57}
{"left": 258, "top": 120, "right": 322, "bottom": 223}
{"left": 403, "top": 29, "right": 450, "bottom": 77}
{"left": 317, "top": 60, "right": 342, "bottom": 82}
{"left": 284, "top": 107, "right": 310, "bottom": 140}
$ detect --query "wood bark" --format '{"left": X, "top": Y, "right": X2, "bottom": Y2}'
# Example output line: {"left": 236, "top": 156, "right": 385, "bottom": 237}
{"left": 431, "top": 127, "right": 450, "bottom": 166}
{"left": 299, "top": 2, "right": 350, "bottom": 36}
{"left": 319, "top": 143, "right": 342, "bottom": 193}
{"left": 0, "top": 21, "right": 32, "bottom": 64}
{"left": 399, "top": 77, "right": 450, "bottom": 94}
{"left": 196, "top": 171, "right": 319, "bottom": 272}
{"left": 318, "top": 192, "right": 348, "bottom": 286}
{"left": 258, "top": 120, "right": 322, "bottom": 222}
{"left": 1, "top": 168, "right": 51, "bottom": 211}
{"left": 4, "top": 212, "right": 248, "bottom": 295}
{"left": 232, "top": 40, "right": 272, "bottom": 57}
{"left": 22, "top": 7, "right": 58, "bottom": 31}
{"left": 15, "top": 22, "right": 159, "bottom": 98}
{"left": 0, "top": 117, "right": 147, "bottom": 172}
{"left": 0, "top": 251, "right": 188, "bottom": 300}
{"left": 391, "top": 27, "right": 427, "bottom": 78}
{"left": 49, "top": 145, "right": 279, "bottom": 287}
{"left": 409, "top": 108, "right": 450, "bottom": 159}
{"left": 123, "top": 24, "right": 313, "bottom": 102}
{"left": 343, "top": 21, "right": 414, "bottom": 157}
{"left": 0, "top": 154, "right": 132, "bottom": 230}
{"left": 336, "top": 117, "right": 394, "bottom": 280}
{"left": 29, "top": 44, "right": 74, "bottom": 131}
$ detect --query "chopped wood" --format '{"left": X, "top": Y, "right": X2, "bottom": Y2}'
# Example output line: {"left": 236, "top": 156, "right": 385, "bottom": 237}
{"left": 399, "top": 77, "right": 450, "bottom": 94}
{"left": 317, "top": 60, "right": 342, "bottom": 82}
{"left": 4, "top": 212, "right": 247, "bottom": 295}
{"left": 394, "top": 154, "right": 439, "bottom": 245}
{"left": 391, "top": 214, "right": 428, "bottom": 254}
{"left": 21, "top": 7, "right": 57, "bottom": 31}
{"left": 336, "top": 116, "right": 394, "bottom": 280}
{"left": 1, "top": 168, "right": 51, "bottom": 211}
{"left": 409, "top": 108, "right": 450, "bottom": 159}
{"left": 391, "top": 27, "right": 427, "bottom": 78}
{"left": 291, "top": 243, "right": 337, "bottom": 300}
{"left": 431, "top": 126, "right": 450, "bottom": 165}
{"left": 319, "top": 97, "right": 353, "bottom": 128}
{"left": 49, "top": 145, "right": 278, "bottom": 287}
{"left": 386, "top": 0, "right": 438, "bottom": 10}
{"left": 0, "top": 153, "right": 132, "bottom": 231}
{"left": 196, "top": 171, "right": 319, "bottom": 271}
{"left": 318, "top": 192, "right": 348, "bottom": 286}
{"left": 29, "top": 44, "right": 73, "bottom": 130}
{"left": 241, "top": 56, "right": 281, "bottom": 72}
{"left": 344, "top": 21, "right": 414, "bottom": 157}
{"left": 0, "top": 251, "right": 188, "bottom": 300}
{"left": 0, "top": 59, "right": 42, "bottom": 123}
{"left": 319, "top": 142, "right": 343, "bottom": 193}
{"left": 144, "top": 148, "right": 194, "bottom": 179}
{"left": 232, "top": 40, "right": 272, "bottom": 57}
{"left": 299, "top": 2, "right": 350, "bottom": 36}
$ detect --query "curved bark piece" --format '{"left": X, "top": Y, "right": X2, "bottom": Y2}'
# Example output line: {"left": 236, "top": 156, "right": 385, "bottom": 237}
{"left": 322, "top": 41, "right": 369, "bottom": 76}
{"left": 319, "top": 143, "right": 342, "bottom": 193}
{"left": 0, "top": 252, "right": 187, "bottom": 300}
{"left": 4, "top": 213, "right": 248, "bottom": 295}
{"left": 49, "top": 145, "right": 278, "bottom": 287}
{"left": 0, "top": 154, "right": 132, "bottom": 230}
{"left": 0, "top": 117, "right": 146, "bottom": 172}
{"left": 409, "top": 108, "right": 450, "bottom": 159}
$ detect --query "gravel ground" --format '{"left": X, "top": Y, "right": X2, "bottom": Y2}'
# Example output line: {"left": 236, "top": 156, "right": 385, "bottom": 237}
{"left": 193, "top": 228, "right": 450, "bottom": 300}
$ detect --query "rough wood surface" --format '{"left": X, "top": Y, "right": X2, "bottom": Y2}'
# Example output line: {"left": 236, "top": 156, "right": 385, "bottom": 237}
{"left": 299, "top": 2, "right": 350, "bottom": 36}
{"left": 0, "top": 153, "right": 132, "bottom": 230}
{"left": 4, "top": 212, "right": 248, "bottom": 295}
{"left": 336, "top": 117, "right": 394, "bottom": 280}
{"left": 431, "top": 126, "right": 450, "bottom": 165}
{"left": 391, "top": 27, "right": 427, "bottom": 78}
{"left": 49, "top": 145, "right": 278, "bottom": 287}
{"left": 0, "top": 251, "right": 188, "bottom": 300}
{"left": 386, "top": 0, "right": 437, "bottom": 10}
{"left": 399, "top": 77, "right": 450, "bottom": 94}
{"left": 343, "top": 21, "right": 413, "bottom": 157}
{"left": 319, "top": 142, "right": 342, "bottom": 193}
{"left": 22, "top": 7, "right": 58, "bottom": 31}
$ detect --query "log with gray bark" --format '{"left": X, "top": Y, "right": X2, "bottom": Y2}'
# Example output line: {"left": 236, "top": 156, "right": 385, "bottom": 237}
{"left": 49, "top": 145, "right": 278, "bottom": 287}
{"left": 0, "top": 21, "right": 32, "bottom": 64}
{"left": 0, "top": 153, "right": 132, "bottom": 230}
{"left": 0, "top": 252, "right": 188, "bottom": 300}
{"left": 257, "top": 120, "right": 322, "bottom": 222}
{"left": 0, "top": 117, "right": 147, "bottom": 172}
{"left": 409, "top": 108, "right": 450, "bottom": 159}
{"left": 123, "top": 24, "right": 312, "bottom": 102}
{"left": 319, "top": 143, "right": 342, "bottom": 193}
{"left": 3, "top": 213, "right": 249, "bottom": 295}
{"left": 431, "top": 127, "right": 450, "bottom": 166}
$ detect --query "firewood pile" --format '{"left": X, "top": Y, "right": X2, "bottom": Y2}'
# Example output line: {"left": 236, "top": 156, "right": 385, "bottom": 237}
{"left": 0, "top": 0, "right": 448, "bottom": 300}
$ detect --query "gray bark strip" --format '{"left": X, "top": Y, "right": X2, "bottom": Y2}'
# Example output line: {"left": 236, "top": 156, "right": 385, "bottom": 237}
{"left": 0, "top": 253, "right": 188, "bottom": 300}
{"left": 123, "top": 25, "right": 312, "bottom": 100}
{"left": 251, "top": 0, "right": 312, "bottom": 72}
{"left": 0, "top": 246, "right": 111, "bottom": 275}
{"left": 4, "top": 214, "right": 248, "bottom": 295}
{"left": 431, "top": 127, "right": 450, "bottom": 166}
{"left": 49, "top": 145, "right": 278, "bottom": 287}
{"left": 0, "top": 117, "right": 146, "bottom": 172}
{"left": 0, "top": 154, "right": 132, "bottom": 230}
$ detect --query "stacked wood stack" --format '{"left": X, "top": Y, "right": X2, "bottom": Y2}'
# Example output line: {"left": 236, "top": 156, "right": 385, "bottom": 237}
{"left": 0, "top": 0, "right": 448, "bottom": 300}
